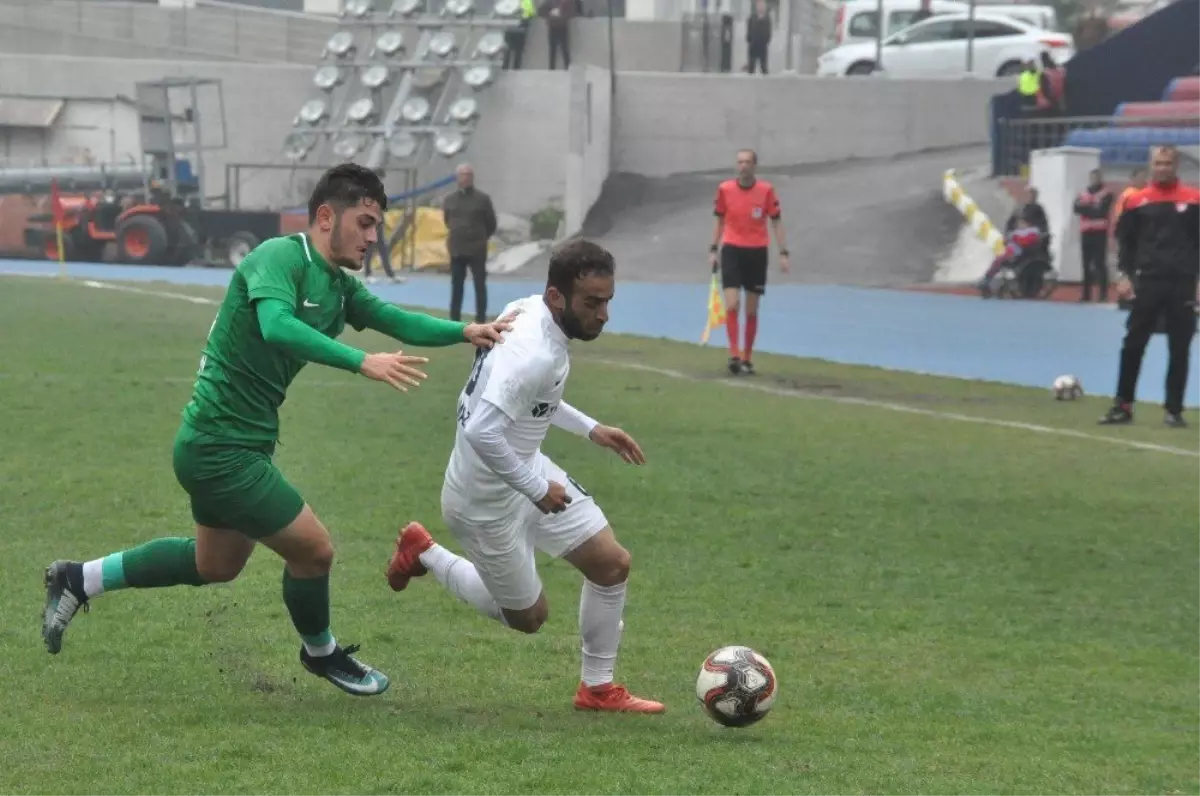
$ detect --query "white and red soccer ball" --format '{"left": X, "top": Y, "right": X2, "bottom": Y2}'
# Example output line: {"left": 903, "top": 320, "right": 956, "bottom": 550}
{"left": 695, "top": 645, "right": 777, "bottom": 727}
{"left": 1053, "top": 374, "right": 1084, "bottom": 400}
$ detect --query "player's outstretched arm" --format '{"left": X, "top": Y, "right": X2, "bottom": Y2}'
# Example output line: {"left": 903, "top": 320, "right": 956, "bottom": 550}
{"left": 554, "top": 401, "right": 646, "bottom": 465}
{"left": 346, "top": 286, "right": 512, "bottom": 349}
{"left": 463, "top": 400, "right": 572, "bottom": 514}
{"left": 256, "top": 299, "right": 429, "bottom": 389}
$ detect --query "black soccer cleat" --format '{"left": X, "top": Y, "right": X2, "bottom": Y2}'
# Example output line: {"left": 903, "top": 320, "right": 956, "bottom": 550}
{"left": 1098, "top": 404, "right": 1133, "bottom": 425}
{"left": 740, "top": 360, "right": 757, "bottom": 376}
{"left": 42, "top": 560, "right": 88, "bottom": 655}
{"left": 1164, "top": 412, "right": 1188, "bottom": 428}
{"left": 300, "top": 643, "right": 390, "bottom": 696}
{"left": 728, "top": 357, "right": 743, "bottom": 376}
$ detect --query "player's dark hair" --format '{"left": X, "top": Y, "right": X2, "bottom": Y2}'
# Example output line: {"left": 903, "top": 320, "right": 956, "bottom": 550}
{"left": 307, "top": 162, "right": 388, "bottom": 224}
{"left": 546, "top": 239, "right": 615, "bottom": 298}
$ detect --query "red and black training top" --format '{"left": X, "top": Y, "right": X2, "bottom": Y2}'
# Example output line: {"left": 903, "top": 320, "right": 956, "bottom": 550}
{"left": 1116, "top": 179, "right": 1200, "bottom": 280}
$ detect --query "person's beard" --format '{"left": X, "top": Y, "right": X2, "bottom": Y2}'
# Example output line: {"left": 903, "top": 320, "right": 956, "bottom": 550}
{"left": 560, "top": 304, "right": 602, "bottom": 341}
{"left": 329, "top": 213, "right": 362, "bottom": 270}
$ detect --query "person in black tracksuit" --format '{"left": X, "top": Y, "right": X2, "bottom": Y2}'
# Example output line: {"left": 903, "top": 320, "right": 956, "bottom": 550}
{"left": 1073, "top": 169, "right": 1115, "bottom": 302}
{"left": 1100, "top": 146, "right": 1200, "bottom": 428}
{"left": 745, "top": 0, "right": 771, "bottom": 75}
{"left": 442, "top": 163, "right": 497, "bottom": 324}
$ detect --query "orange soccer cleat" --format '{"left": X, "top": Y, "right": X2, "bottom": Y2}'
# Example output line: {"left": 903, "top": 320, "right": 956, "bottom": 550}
{"left": 573, "top": 682, "right": 666, "bottom": 714}
{"left": 386, "top": 521, "right": 434, "bottom": 592}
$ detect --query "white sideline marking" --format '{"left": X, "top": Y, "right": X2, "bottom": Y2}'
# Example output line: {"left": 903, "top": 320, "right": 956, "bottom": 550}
{"left": 8, "top": 273, "right": 1197, "bottom": 459}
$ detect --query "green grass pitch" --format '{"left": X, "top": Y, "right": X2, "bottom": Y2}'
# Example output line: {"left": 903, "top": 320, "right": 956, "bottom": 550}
{"left": 0, "top": 275, "right": 1196, "bottom": 794}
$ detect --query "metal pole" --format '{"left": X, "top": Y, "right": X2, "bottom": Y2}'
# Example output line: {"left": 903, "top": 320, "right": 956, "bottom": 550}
{"left": 966, "top": 0, "right": 976, "bottom": 74}
{"left": 874, "top": 0, "right": 883, "bottom": 71}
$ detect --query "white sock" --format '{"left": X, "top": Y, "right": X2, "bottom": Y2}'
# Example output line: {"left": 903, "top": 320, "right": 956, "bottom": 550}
{"left": 82, "top": 558, "right": 106, "bottom": 598}
{"left": 303, "top": 637, "right": 338, "bottom": 657}
{"left": 579, "top": 579, "right": 627, "bottom": 687}
{"left": 419, "top": 544, "right": 506, "bottom": 624}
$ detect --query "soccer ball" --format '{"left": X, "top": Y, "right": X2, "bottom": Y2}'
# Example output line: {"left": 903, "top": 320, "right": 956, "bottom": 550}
{"left": 1053, "top": 375, "right": 1084, "bottom": 400}
{"left": 695, "top": 645, "right": 777, "bottom": 727}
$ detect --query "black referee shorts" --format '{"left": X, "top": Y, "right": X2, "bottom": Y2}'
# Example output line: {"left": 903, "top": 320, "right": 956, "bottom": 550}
{"left": 720, "top": 244, "right": 769, "bottom": 295}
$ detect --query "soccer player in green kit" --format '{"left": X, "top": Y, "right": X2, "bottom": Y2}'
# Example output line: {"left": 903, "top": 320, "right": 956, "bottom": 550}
{"left": 41, "top": 163, "right": 510, "bottom": 697}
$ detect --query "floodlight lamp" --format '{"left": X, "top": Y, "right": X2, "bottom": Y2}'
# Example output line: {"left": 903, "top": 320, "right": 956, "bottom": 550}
{"left": 375, "top": 30, "right": 405, "bottom": 57}
{"left": 448, "top": 96, "right": 479, "bottom": 122}
{"left": 283, "top": 131, "right": 317, "bottom": 161}
{"left": 387, "top": 131, "right": 419, "bottom": 159}
{"left": 434, "top": 129, "right": 466, "bottom": 157}
{"left": 298, "top": 98, "right": 329, "bottom": 124}
{"left": 344, "top": 0, "right": 373, "bottom": 17}
{"left": 346, "top": 97, "right": 377, "bottom": 123}
{"left": 411, "top": 67, "right": 449, "bottom": 90}
{"left": 493, "top": 0, "right": 520, "bottom": 17}
{"left": 401, "top": 96, "right": 432, "bottom": 122}
{"left": 444, "top": 0, "right": 474, "bottom": 17}
{"left": 332, "top": 132, "right": 367, "bottom": 159}
{"left": 361, "top": 64, "right": 391, "bottom": 89}
{"left": 326, "top": 31, "right": 356, "bottom": 58}
{"left": 476, "top": 31, "right": 506, "bottom": 58}
{"left": 391, "top": 0, "right": 423, "bottom": 16}
{"left": 429, "top": 31, "right": 457, "bottom": 58}
{"left": 462, "top": 64, "right": 494, "bottom": 88}
{"left": 314, "top": 65, "right": 343, "bottom": 91}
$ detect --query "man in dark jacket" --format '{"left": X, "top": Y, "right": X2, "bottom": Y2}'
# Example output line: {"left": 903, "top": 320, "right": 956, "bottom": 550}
{"left": 540, "top": 0, "right": 576, "bottom": 70}
{"left": 1100, "top": 145, "right": 1200, "bottom": 428}
{"left": 1073, "top": 168, "right": 1115, "bottom": 302}
{"left": 442, "top": 164, "right": 497, "bottom": 324}
{"left": 746, "top": 0, "right": 771, "bottom": 74}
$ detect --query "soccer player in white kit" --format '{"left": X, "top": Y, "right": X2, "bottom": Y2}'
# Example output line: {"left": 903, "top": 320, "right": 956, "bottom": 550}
{"left": 385, "top": 240, "right": 665, "bottom": 713}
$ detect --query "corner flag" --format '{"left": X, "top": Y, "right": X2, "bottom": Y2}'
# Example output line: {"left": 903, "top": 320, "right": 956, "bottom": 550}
{"left": 700, "top": 271, "right": 725, "bottom": 344}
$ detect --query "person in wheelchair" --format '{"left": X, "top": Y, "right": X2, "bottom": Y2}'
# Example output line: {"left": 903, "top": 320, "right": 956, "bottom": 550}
{"left": 977, "top": 214, "right": 1049, "bottom": 298}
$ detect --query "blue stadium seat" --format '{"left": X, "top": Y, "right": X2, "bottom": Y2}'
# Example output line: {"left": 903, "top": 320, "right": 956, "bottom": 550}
{"left": 1062, "top": 126, "right": 1200, "bottom": 166}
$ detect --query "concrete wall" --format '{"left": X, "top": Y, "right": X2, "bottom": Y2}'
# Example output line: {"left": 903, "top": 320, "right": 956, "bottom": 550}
{"left": 612, "top": 74, "right": 1009, "bottom": 176}
{"left": 0, "top": 98, "right": 144, "bottom": 166}
{"left": 564, "top": 65, "right": 613, "bottom": 236}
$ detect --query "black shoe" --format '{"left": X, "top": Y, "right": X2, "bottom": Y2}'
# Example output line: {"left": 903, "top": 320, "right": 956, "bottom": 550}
{"left": 1098, "top": 404, "right": 1133, "bottom": 425}
{"left": 727, "top": 357, "right": 742, "bottom": 376}
{"left": 1164, "top": 412, "right": 1188, "bottom": 428}
{"left": 42, "top": 560, "right": 88, "bottom": 655}
{"left": 740, "top": 360, "right": 756, "bottom": 376}
{"left": 300, "top": 643, "right": 390, "bottom": 696}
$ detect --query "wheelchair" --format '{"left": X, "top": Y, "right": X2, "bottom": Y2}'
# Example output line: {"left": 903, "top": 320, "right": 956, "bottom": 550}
{"left": 983, "top": 235, "right": 1060, "bottom": 300}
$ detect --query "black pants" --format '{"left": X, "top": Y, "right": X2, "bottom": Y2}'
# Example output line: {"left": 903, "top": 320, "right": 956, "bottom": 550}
{"left": 1080, "top": 232, "right": 1108, "bottom": 301}
{"left": 747, "top": 43, "right": 768, "bottom": 74}
{"left": 363, "top": 221, "right": 395, "bottom": 279}
{"left": 1115, "top": 276, "right": 1198, "bottom": 415}
{"left": 450, "top": 253, "right": 488, "bottom": 323}
{"left": 548, "top": 26, "right": 570, "bottom": 70}
{"left": 502, "top": 28, "right": 527, "bottom": 69}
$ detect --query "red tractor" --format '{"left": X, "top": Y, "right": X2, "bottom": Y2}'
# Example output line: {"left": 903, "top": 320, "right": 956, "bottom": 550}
{"left": 28, "top": 189, "right": 198, "bottom": 266}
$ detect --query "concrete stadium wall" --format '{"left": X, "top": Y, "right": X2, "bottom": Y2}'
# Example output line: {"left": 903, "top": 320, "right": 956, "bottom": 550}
{"left": 565, "top": 66, "right": 613, "bottom": 237}
{"left": 612, "top": 74, "right": 1010, "bottom": 176}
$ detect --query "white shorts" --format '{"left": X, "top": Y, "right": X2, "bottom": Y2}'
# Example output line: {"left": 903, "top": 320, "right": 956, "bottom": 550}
{"left": 440, "top": 454, "right": 608, "bottom": 611}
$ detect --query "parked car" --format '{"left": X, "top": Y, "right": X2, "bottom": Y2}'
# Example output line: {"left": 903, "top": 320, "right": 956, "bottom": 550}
{"left": 817, "top": 12, "right": 1075, "bottom": 78}
{"left": 831, "top": 0, "right": 1061, "bottom": 48}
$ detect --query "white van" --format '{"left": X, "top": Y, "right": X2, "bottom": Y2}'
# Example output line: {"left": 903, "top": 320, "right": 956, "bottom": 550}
{"left": 830, "top": 0, "right": 1059, "bottom": 48}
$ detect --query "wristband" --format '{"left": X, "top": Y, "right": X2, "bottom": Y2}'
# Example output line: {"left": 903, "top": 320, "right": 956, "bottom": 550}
{"left": 710, "top": 244, "right": 718, "bottom": 253}
{"left": 779, "top": 249, "right": 789, "bottom": 257}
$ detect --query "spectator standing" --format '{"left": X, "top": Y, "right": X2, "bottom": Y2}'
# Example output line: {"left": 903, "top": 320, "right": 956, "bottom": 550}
{"left": 502, "top": 0, "right": 537, "bottom": 69}
{"left": 442, "top": 163, "right": 498, "bottom": 324}
{"left": 540, "top": 0, "right": 576, "bottom": 70}
{"left": 1100, "top": 145, "right": 1199, "bottom": 428}
{"left": 1073, "top": 168, "right": 1114, "bottom": 302}
{"left": 746, "top": 0, "right": 772, "bottom": 75}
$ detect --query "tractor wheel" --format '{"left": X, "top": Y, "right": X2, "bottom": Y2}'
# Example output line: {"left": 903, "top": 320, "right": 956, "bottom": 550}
{"left": 116, "top": 214, "right": 170, "bottom": 266}
{"left": 224, "top": 231, "right": 260, "bottom": 268}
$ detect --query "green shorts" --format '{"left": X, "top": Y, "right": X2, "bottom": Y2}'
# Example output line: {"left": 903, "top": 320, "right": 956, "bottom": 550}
{"left": 172, "top": 424, "right": 305, "bottom": 539}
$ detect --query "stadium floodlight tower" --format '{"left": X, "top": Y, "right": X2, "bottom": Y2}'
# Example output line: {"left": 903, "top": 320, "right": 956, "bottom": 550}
{"left": 282, "top": 0, "right": 523, "bottom": 177}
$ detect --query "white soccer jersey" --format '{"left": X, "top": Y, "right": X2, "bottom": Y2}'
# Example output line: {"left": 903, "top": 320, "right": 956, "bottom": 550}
{"left": 443, "top": 295, "right": 571, "bottom": 508}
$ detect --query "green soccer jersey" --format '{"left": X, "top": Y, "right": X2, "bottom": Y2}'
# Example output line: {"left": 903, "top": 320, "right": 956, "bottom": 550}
{"left": 182, "top": 233, "right": 382, "bottom": 444}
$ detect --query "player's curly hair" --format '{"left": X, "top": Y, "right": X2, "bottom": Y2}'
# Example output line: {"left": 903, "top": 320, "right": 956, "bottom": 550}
{"left": 308, "top": 163, "right": 388, "bottom": 224}
{"left": 546, "top": 239, "right": 615, "bottom": 297}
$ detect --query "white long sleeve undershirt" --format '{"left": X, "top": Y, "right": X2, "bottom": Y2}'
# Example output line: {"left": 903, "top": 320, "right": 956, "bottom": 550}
{"left": 462, "top": 399, "right": 599, "bottom": 503}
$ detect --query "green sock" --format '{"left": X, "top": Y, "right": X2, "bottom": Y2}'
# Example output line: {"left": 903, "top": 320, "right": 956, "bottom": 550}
{"left": 283, "top": 569, "right": 336, "bottom": 656}
{"left": 81, "top": 537, "right": 205, "bottom": 597}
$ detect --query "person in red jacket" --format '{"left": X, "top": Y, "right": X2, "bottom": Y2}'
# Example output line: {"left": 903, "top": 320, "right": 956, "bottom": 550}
{"left": 1100, "top": 145, "right": 1200, "bottom": 428}
{"left": 1073, "top": 168, "right": 1115, "bottom": 302}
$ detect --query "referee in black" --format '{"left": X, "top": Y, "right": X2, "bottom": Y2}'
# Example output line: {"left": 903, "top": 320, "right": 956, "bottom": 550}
{"left": 1100, "top": 145, "right": 1200, "bottom": 428}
